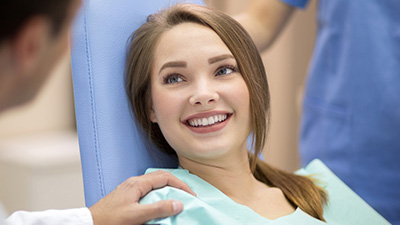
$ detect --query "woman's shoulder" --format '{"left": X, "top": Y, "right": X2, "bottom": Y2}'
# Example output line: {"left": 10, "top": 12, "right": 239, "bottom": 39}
{"left": 140, "top": 168, "right": 242, "bottom": 225}
{"left": 144, "top": 167, "right": 224, "bottom": 196}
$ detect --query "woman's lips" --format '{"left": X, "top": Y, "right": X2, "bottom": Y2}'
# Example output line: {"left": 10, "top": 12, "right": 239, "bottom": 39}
{"left": 183, "top": 112, "right": 232, "bottom": 134}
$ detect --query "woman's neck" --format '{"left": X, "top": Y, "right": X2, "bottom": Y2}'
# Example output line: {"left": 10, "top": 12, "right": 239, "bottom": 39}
{"left": 178, "top": 150, "right": 265, "bottom": 204}
{"left": 178, "top": 150, "right": 297, "bottom": 220}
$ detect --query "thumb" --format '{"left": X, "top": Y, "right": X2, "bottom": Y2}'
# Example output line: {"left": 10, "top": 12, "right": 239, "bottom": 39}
{"left": 132, "top": 200, "right": 184, "bottom": 224}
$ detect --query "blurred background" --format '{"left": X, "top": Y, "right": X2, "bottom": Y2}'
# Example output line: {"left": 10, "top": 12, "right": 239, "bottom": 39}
{"left": 0, "top": 0, "right": 316, "bottom": 215}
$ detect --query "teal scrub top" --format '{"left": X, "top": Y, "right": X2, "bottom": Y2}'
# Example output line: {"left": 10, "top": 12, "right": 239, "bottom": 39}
{"left": 140, "top": 159, "right": 389, "bottom": 225}
{"left": 140, "top": 169, "right": 325, "bottom": 225}
{"left": 280, "top": 0, "right": 400, "bottom": 223}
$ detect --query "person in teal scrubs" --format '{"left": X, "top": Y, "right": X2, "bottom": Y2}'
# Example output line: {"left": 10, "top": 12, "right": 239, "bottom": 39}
{"left": 125, "top": 3, "right": 331, "bottom": 224}
{"left": 236, "top": 0, "right": 400, "bottom": 223}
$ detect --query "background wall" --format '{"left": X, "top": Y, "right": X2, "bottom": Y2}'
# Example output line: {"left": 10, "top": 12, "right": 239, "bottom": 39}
{"left": 0, "top": 0, "right": 316, "bottom": 215}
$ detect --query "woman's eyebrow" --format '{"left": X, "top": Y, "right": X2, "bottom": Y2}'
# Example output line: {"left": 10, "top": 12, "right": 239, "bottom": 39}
{"left": 208, "top": 54, "right": 234, "bottom": 64}
{"left": 159, "top": 61, "right": 187, "bottom": 74}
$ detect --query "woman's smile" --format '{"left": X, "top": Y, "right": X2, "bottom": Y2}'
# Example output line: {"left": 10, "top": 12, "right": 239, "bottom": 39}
{"left": 183, "top": 111, "right": 233, "bottom": 134}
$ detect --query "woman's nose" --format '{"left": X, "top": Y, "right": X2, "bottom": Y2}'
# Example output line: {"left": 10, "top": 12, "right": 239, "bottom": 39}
{"left": 189, "top": 82, "right": 219, "bottom": 106}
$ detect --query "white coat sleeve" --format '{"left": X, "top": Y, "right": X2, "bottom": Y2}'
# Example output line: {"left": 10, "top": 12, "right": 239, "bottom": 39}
{"left": 4, "top": 208, "right": 93, "bottom": 225}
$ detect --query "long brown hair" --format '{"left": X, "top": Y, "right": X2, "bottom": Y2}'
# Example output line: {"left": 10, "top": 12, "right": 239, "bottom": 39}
{"left": 126, "top": 4, "right": 327, "bottom": 221}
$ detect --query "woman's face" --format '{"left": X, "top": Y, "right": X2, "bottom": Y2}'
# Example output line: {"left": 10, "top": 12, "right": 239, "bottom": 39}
{"left": 150, "top": 22, "right": 251, "bottom": 165}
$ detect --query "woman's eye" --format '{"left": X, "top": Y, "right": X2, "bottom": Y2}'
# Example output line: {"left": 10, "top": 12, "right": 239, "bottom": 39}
{"left": 163, "top": 74, "right": 184, "bottom": 84}
{"left": 216, "top": 66, "right": 236, "bottom": 76}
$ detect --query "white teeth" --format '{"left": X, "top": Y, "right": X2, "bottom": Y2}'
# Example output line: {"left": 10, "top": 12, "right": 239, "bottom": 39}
{"left": 208, "top": 117, "right": 215, "bottom": 125}
{"left": 187, "top": 114, "right": 229, "bottom": 127}
{"left": 202, "top": 118, "right": 209, "bottom": 126}
{"left": 214, "top": 115, "right": 219, "bottom": 123}
{"left": 222, "top": 114, "right": 227, "bottom": 121}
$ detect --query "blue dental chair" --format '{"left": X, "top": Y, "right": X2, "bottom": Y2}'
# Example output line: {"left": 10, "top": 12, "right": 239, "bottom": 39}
{"left": 70, "top": 1, "right": 389, "bottom": 224}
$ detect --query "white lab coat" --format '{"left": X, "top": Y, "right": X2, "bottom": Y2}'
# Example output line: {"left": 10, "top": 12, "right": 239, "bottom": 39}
{"left": 1, "top": 207, "right": 93, "bottom": 225}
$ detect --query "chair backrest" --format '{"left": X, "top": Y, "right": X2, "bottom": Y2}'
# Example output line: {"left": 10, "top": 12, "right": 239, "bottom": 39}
{"left": 71, "top": 0, "right": 205, "bottom": 207}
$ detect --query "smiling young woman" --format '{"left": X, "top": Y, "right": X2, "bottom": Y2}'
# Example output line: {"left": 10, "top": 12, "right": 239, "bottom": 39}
{"left": 125, "top": 3, "right": 327, "bottom": 224}
{"left": 149, "top": 22, "right": 251, "bottom": 164}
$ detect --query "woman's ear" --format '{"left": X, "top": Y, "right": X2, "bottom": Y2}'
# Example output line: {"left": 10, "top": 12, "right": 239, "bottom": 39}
{"left": 149, "top": 104, "right": 157, "bottom": 123}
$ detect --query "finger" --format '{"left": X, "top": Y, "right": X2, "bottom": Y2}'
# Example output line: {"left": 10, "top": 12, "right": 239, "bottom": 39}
{"left": 132, "top": 200, "right": 183, "bottom": 224}
{"left": 140, "top": 171, "right": 197, "bottom": 196}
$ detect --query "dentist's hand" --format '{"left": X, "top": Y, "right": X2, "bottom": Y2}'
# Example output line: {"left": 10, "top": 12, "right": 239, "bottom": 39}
{"left": 89, "top": 170, "right": 195, "bottom": 225}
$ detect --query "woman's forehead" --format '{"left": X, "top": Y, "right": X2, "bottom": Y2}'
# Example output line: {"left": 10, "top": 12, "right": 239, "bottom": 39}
{"left": 153, "top": 23, "right": 234, "bottom": 67}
